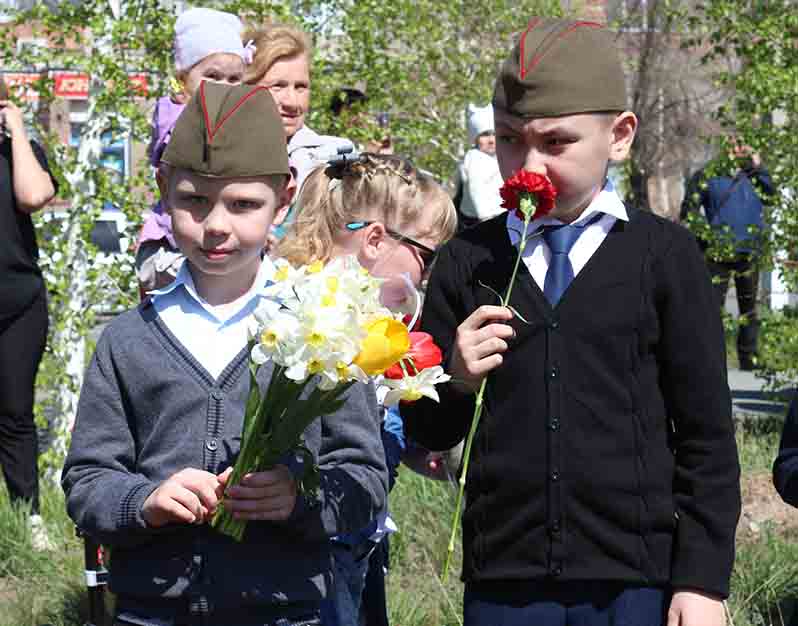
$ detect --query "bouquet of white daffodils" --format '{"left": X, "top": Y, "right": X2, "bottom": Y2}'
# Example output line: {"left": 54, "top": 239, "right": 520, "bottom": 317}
{"left": 212, "top": 255, "right": 449, "bottom": 541}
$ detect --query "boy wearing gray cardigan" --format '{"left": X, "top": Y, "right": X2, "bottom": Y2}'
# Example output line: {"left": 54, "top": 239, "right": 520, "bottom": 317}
{"left": 62, "top": 83, "right": 387, "bottom": 626}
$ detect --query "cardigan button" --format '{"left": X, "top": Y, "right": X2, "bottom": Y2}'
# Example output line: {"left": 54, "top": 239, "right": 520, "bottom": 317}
{"left": 552, "top": 563, "right": 563, "bottom": 576}
{"left": 549, "top": 418, "right": 560, "bottom": 431}
{"left": 211, "top": 390, "right": 223, "bottom": 401}
{"left": 550, "top": 520, "right": 561, "bottom": 535}
{"left": 549, "top": 367, "right": 559, "bottom": 379}
{"left": 206, "top": 438, "right": 219, "bottom": 452}
{"left": 550, "top": 321, "right": 559, "bottom": 330}
{"left": 550, "top": 469, "right": 560, "bottom": 482}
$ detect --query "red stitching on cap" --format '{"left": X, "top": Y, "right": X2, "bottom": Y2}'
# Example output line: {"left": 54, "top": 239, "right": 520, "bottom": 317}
{"left": 520, "top": 21, "right": 603, "bottom": 78}
{"left": 200, "top": 82, "right": 273, "bottom": 145}
{"left": 518, "top": 18, "right": 542, "bottom": 79}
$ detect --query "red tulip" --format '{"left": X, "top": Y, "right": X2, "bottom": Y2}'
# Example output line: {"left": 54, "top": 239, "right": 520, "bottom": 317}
{"left": 384, "top": 332, "right": 443, "bottom": 379}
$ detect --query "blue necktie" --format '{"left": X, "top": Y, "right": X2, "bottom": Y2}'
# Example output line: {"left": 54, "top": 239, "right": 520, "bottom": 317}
{"left": 542, "top": 213, "right": 603, "bottom": 306}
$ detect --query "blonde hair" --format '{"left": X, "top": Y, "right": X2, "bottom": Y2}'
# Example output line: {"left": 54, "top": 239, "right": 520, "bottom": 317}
{"left": 276, "top": 153, "right": 457, "bottom": 267}
{"left": 242, "top": 23, "right": 312, "bottom": 85}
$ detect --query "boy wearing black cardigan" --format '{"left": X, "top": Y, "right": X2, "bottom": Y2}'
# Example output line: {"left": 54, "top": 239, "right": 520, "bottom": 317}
{"left": 403, "top": 18, "right": 740, "bottom": 626}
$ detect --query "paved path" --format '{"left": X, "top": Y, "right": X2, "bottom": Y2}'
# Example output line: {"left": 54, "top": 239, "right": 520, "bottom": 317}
{"left": 729, "top": 367, "right": 793, "bottom": 420}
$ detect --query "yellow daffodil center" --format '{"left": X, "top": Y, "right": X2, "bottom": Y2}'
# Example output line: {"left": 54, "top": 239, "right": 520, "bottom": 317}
{"left": 306, "top": 331, "right": 326, "bottom": 348}
{"left": 335, "top": 361, "right": 350, "bottom": 381}
{"left": 307, "top": 260, "right": 324, "bottom": 274}
{"left": 308, "top": 358, "right": 324, "bottom": 375}
{"left": 401, "top": 389, "right": 424, "bottom": 402}
{"left": 275, "top": 266, "right": 290, "bottom": 282}
{"left": 260, "top": 329, "right": 278, "bottom": 348}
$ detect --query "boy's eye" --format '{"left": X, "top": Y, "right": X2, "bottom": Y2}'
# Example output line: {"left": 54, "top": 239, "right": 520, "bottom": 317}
{"left": 546, "top": 136, "right": 576, "bottom": 147}
{"left": 496, "top": 134, "right": 520, "bottom": 145}
{"left": 174, "top": 193, "right": 208, "bottom": 208}
{"left": 232, "top": 199, "right": 261, "bottom": 211}
{"left": 204, "top": 72, "right": 222, "bottom": 81}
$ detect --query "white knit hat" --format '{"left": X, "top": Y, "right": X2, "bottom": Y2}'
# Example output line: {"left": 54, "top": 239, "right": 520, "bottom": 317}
{"left": 173, "top": 8, "right": 254, "bottom": 73}
{"left": 467, "top": 103, "right": 494, "bottom": 145}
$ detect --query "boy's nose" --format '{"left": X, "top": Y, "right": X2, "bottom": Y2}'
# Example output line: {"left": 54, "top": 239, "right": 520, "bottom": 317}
{"left": 522, "top": 152, "right": 548, "bottom": 176}
{"left": 204, "top": 205, "right": 231, "bottom": 236}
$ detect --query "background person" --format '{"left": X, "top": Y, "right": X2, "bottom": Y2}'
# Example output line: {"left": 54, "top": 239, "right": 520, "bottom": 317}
{"left": 452, "top": 103, "right": 504, "bottom": 230}
{"left": 680, "top": 139, "right": 775, "bottom": 370}
{"left": 244, "top": 23, "right": 353, "bottom": 194}
{"left": 0, "top": 78, "right": 58, "bottom": 550}
{"left": 135, "top": 7, "right": 253, "bottom": 296}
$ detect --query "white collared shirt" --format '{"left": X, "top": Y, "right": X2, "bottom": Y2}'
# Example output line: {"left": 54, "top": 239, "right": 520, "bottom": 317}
{"left": 150, "top": 258, "right": 275, "bottom": 380}
{"left": 506, "top": 180, "right": 629, "bottom": 292}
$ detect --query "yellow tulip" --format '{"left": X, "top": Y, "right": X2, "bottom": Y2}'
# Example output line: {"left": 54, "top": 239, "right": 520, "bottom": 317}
{"left": 353, "top": 317, "right": 410, "bottom": 376}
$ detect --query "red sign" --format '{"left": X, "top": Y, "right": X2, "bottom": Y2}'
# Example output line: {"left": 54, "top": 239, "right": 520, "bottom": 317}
{"left": 2, "top": 71, "right": 149, "bottom": 101}
{"left": 2, "top": 73, "right": 41, "bottom": 101}
{"left": 54, "top": 72, "right": 90, "bottom": 99}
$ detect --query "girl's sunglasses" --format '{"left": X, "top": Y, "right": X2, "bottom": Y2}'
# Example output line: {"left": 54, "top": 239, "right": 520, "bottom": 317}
{"left": 345, "top": 221, "right": 438, "bottom": 267}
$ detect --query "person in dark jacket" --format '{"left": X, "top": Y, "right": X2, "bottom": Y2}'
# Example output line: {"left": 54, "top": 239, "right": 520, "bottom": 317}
{"left": 774, "top": 397, "right": 798, "bottom": 626}
{"left": 402, "top": 18, "right": 741, "bottom": 626}
{"left": 680, "top": 141, "right": 775, "bottom": 370}
{"left": 774, "top": 397, "right": 798, "bottom": 509}
{"left": 0, "top": 79, "right": 58, "bottom": 551}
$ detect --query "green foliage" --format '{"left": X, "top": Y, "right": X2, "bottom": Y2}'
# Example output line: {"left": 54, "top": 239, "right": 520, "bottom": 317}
{"left": 757, "top": 307, "right": 798, "bottom": 391}
{"left": 306, "top": 0, "right": 563, "bottom": 180}
{"left": 384, "top": 468, "right": 464, "bottom": 626}
{"left": 0, "top": 484, "right": 87, "bottom": 626}
{"left": 681, "top": 1, "right": 798, "bottom": 383}
{"left": 736, "top": 416, "right": 784, "bottom": 475}
{"left": 729, "top": 529, "right": 798, "bottom": 626}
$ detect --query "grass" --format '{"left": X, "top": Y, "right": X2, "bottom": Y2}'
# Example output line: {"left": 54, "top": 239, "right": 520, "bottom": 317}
{"left": 1, "top": 417, "right": 797, "bottom": 626}
{"left": 737, "top": 416, "right": 783, "bottom": 475}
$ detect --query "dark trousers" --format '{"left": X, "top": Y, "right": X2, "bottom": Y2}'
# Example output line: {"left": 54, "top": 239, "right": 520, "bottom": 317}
{"left": 464, "top": 582, "right": 667, "bottom": 626}
{"left": 359, "top": 538, "right": 389, "bottom": 626}
{"left": 707, "top": 254, "right": 758, "bottom": 367}
{"left": 0, "top": 287, "right": 47, "bottom": 514}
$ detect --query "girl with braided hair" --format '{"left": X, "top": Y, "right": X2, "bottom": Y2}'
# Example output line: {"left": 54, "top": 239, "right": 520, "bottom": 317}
{"left": 275, "top": 153, "right": 457, "bottom": 626}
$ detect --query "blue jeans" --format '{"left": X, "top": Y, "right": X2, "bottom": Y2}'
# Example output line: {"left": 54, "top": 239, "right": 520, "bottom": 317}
{"left": 330, "top": 542, "right": 375, "bottom": 626}
{"left": 464, "top": 582, "right": 667, "bottom": 626}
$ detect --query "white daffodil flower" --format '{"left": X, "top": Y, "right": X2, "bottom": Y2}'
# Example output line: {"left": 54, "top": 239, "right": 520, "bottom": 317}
{"left": 382, "top": 366, "right": 452, "bottom": 407}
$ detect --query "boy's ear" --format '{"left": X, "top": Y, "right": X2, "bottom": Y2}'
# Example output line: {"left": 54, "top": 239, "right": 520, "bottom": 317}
{"left": 155, "top": 167, "right": 171, "bottom": 213}
{"left": 609, "top": 111, "right": 638, "bottom": 162}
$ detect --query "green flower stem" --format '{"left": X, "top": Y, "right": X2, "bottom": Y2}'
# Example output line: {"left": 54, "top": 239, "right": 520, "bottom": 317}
{"left": 442, "top": 201, "right": 534, "bottom": 582}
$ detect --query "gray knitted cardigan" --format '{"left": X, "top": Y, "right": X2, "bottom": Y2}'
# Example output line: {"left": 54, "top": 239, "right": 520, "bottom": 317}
{"left": 62, "top": 302, "right": 388, "bottom": 615}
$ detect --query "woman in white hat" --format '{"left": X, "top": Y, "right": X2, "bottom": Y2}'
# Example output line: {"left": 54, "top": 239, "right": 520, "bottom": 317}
{"left": 453, "top": 103, "right": 504, "bottom": 229}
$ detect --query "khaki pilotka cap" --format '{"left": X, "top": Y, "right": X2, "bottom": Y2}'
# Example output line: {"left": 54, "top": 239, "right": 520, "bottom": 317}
{"left": 493, "top": 18, "right": 627, "bottom": 118}
{"left": 162, "top": 81, "right": 289, "bottom": 178}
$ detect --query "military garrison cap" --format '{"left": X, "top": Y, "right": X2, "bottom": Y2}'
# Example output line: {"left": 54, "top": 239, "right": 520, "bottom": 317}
{"left": 493, "top": 18, "right": 627, "bottom": 118}
{"left": 162, "top": 81, "right": 289, "bottom": 178}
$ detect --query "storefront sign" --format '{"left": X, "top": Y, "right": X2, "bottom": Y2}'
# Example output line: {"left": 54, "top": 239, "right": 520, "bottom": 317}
{"left": 1, "top": 73, "right": 41, "bottom": 101}
{"left": 1, "top": 71, "right": 149, "bottom": 101}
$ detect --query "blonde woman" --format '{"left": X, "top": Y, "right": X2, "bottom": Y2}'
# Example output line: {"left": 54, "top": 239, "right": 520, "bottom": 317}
{"left": 244, "top": 23, "right": 352, "bottom": 193}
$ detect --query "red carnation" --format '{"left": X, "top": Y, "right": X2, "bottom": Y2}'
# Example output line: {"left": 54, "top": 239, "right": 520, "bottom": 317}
{"left": 499, "top": 170, "right": 557, "bottom": 220}
{"left": 384, "top": 332, "right": 443, "bottom": 379}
